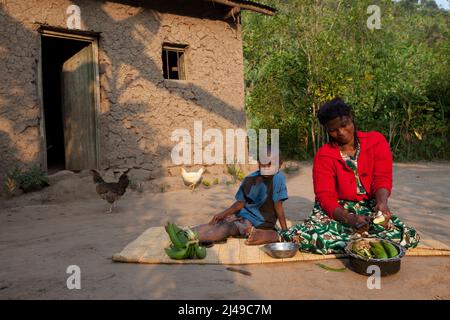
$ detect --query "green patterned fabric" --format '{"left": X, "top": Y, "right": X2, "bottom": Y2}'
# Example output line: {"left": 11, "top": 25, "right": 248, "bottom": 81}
{"left": 279, "top": 199, "right": 420, "bottom": 254}
{"left": 340, "top": 144, "right": 366, "bottom": 195}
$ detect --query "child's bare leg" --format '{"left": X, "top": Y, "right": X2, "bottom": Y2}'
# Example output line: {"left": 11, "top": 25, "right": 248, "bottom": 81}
{"left": 191, "top": 224, "right": 214, "bottom": 236}
{"left": 196, "top": 221, "right": 239, "bottom": 242}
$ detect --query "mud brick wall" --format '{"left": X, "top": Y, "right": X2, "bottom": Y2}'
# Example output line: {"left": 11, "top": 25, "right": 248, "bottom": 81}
{"left": 0, "top": 0, "right": 246, "bottom": 180}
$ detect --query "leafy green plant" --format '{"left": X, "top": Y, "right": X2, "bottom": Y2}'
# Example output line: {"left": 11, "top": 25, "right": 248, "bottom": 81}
{"left": 19, "top": 165, "right": 49, "bottom": 192}
{"left": 3, "top": 177, "right": 17, "bottom": 195}
{"left": 227, "top": 163, "right": 245, "bottom": 182}
{"left": 243, "top": 0, "right": 449, "bottom": 161}
{"left": 4, "top": 165, "right": 49, "bottom": 194}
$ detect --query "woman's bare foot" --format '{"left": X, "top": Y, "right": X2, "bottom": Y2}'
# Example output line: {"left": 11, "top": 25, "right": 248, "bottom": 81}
{"left": 245, "top": 228, "right": 280, "bottom": 245}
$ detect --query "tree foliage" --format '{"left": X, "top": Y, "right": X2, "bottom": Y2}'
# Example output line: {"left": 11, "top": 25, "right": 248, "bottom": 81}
{"left": 242, "top": 0, "right": 449, "bottom": 160}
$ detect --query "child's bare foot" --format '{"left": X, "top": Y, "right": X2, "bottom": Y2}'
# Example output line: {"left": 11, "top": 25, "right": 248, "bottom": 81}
{"left": 245, "top": 228, "right": 280, "bottom": 245}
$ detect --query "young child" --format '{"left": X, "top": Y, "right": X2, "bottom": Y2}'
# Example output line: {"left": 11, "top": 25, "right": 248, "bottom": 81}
{"left": 192, "top": 147, "right": 289, "bottom": 246}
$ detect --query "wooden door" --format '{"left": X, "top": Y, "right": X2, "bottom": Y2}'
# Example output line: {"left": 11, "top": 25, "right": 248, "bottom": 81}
{"left": 61, "top": 44, "right": 97, "bottom": 171}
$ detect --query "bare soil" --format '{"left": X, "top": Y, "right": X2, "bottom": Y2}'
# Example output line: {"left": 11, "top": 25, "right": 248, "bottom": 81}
{"left": 0, "top": 162, "right": 449, "bottom": 299}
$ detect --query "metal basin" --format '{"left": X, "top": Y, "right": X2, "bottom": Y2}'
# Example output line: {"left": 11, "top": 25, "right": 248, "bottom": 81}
{"left": 263, "top": 242, "right": 300, "bottom": 259}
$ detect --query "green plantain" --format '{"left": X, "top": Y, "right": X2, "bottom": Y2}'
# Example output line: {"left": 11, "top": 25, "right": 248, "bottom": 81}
{"left": 188, "top": 244, "right": 197, "bottom": 259}
{"left": 171, "top": 223, "right": 189, "bottom": 244}
{"left": 381, "top": 240, "right": 398, "bottom": 258}
{"left": 164, "top": 245, "right": 190, "bottom": 260}
{"left": 164, "top": 223, "right": 207, "bottom": 260}
{"left": 194, "top": 244, "right": 207, "bottom": 259}
{"left": 185, "top": 228, "right": 198, "bottom": 241}
{"left": 166, "top": 222, "right": 187, "bottom": 249}
{"left": 370, "top": 241, "right": 388, "bottom": 259}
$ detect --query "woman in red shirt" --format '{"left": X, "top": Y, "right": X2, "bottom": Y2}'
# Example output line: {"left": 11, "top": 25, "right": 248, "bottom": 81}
{"left": 247, "top": 97, "right": 420, "bottom": 254}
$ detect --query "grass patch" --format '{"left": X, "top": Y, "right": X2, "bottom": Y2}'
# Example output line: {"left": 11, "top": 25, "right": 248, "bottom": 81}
{"left": 202, "top": 180, "right": 211, "bottom": 187}
{"left": 226, "top": 163, "right": 245, "bottom": 182}
{"left": 129, "top": 175, "right": 144, "bottom": 193}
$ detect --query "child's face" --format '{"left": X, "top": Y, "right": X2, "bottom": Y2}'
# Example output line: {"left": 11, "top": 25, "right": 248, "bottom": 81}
{"left": 259, "top": 160, "right": 279, "bottom": 177}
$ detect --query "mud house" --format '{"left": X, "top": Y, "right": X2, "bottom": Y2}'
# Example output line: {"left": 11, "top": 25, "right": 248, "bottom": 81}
{"left": 0, "top": 0, "right": 275, "bottom": 182}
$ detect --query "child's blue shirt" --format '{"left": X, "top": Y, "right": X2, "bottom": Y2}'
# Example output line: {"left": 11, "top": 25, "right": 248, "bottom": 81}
{"left": 234, "top": 170, "right": 288, "bottom": 229}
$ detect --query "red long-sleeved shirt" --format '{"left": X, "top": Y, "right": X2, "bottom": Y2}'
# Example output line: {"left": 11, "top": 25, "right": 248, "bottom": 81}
{"left": 313, "top": 131, "right": 393, "bottom": 219}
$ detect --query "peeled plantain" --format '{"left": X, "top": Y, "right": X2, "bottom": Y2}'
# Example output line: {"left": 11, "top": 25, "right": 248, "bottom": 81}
{"left": 373, "top": 211, "right": 385, "bottom": 225}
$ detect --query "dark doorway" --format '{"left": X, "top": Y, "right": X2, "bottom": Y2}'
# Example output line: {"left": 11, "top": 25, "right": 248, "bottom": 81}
{"left": 41, "top": 34, "right": 98, "bottom": 173}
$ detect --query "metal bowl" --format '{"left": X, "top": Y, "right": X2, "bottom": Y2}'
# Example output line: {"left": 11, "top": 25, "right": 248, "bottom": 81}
{"left": 345, "top": 238, "right": 406, "bottom": 276}
{"left": 263, "top": 242, "right": 300, "bottom": 259}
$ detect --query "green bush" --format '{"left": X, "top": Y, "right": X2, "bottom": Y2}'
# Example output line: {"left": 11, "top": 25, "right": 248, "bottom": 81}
{"left": 4, "top": 165, "right": 49, "bottom": 193}
{"left": 243, "top": 0, "right": 449, "bottom": 161}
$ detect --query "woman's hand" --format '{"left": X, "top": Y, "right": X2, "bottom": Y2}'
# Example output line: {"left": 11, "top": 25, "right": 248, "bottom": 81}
{"left": 374, "top": 188, "right": 392, "bottom": 227}
{"left": 333, "top": 207, "right": 371, "bottom": 227}
{"left": 349, "top": 214, "right": 372, "bottom": 228}
{"left": 374, "top": 201, "right": 392, "bottom": 227}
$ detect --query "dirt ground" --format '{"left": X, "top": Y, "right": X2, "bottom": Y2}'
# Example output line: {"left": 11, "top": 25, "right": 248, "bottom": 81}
{"left": 0, "top": 162, "right": 449, "bottom": 300}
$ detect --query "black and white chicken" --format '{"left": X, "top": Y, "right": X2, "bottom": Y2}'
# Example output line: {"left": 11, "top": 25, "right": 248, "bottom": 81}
{"left": 90, "top": 169, "right": 130, "bottom": 213}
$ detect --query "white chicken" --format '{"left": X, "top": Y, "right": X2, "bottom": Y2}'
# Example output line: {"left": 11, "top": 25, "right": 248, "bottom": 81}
{"left": 181, "top": 167, "right": 204, "bottom": 190}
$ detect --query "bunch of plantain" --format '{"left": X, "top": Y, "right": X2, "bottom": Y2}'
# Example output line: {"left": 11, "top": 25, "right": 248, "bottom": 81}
{"left": 164, "top": 222, "right": 207, "bottom": 260}
{"left": 381, "top": 240, "right": 399, "bottom": 258}
{"left": 351, "top": 239, "right": 398, "bottom": 259}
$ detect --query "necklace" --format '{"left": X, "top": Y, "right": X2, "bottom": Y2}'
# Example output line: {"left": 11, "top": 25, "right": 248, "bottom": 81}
{"left": 340, "top": 148, "right": 356, "bottom": 157}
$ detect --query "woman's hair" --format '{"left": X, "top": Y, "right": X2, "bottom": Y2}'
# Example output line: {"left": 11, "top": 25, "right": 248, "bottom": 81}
{"left": 317, "top": 97, "right": 358, "bottom": 147}
{"left": 317, "top": 97, "right": 353, "bottom": 125}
